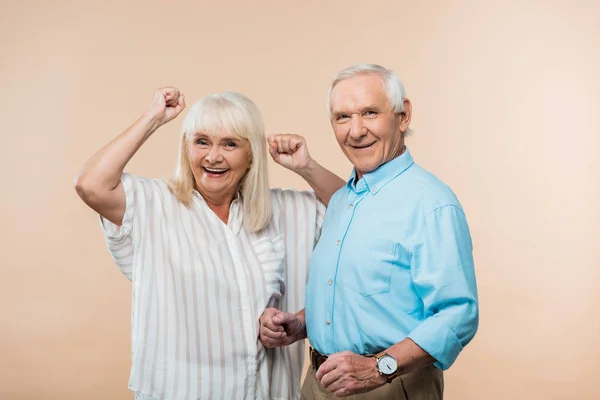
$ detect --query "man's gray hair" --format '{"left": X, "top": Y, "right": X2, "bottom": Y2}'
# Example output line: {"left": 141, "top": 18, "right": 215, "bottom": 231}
{"left": 327, "top": 63, "right": 408, "bottom": 117}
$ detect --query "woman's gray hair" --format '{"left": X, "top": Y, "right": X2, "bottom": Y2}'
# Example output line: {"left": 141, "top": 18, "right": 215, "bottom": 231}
{"left": 327, "top": 63, "right": 409, "bottom": 117}
{"left": 169, "top": 92, "right": 271, "bottom": 233}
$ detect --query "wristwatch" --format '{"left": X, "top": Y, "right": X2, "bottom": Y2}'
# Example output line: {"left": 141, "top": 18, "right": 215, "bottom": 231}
{"left": 375, "top": 351, "right": 399, "bottom": 383}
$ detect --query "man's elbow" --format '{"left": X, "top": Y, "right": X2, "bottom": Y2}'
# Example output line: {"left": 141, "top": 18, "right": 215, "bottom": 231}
{"left": 461, "top": 299, "right": 479, "bottom": 347}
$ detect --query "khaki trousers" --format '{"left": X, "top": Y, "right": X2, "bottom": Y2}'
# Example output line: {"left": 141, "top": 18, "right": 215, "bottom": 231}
{"left": 301, "top": 364, "right": 443, "bottom": 400}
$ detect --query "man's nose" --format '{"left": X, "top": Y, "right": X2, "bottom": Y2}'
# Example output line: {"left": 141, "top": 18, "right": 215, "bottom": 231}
{"left": 349, "top": 115, "right": 367, "bottom": 140}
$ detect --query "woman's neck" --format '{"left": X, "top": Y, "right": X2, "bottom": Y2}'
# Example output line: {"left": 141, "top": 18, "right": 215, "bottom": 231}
{"left": 198, "top": 189, "right": 237, "bottom": 225}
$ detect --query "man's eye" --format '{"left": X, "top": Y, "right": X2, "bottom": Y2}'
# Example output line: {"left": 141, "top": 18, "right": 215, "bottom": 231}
{"left": 364, "top": 111, "right": 377, "bottom": 117}
{"left": 336, "top": 115, "right": 349, "bottom": 121}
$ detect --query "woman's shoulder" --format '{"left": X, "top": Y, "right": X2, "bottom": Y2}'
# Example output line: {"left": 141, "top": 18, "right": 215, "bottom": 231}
{"left": 268, "top": 188, "right": 321, "bottom": 219}
{"left": 269, "top": 187, "right": 318, "bottom": 204}
{"left": 123, "top": 173, "right": 170, "bottom": 189}
{"left": 122, "top": 173, "right": 179, "bottom": 203}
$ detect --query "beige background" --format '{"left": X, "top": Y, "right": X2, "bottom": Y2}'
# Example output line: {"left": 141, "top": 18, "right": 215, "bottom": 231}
{"left": 1, "top": 0, "right": 599, "bottom": 399}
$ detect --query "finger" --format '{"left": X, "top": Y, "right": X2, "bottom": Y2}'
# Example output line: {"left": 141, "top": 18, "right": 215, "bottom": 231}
{"left": 327, "top": 350, "right": 353, "bottom": 360}
{"left": 164, "top": 88, "right": 180, "bottom": 105}
{"left": 175, "top": 94, "right": 186, "bottom": 113}
{"left": 162, "top": 87, "right": 173, "bottom": 100}
{"left": 260, "top": 336, "right": 286, "bottom": 349}
{"left": 268, "top": 141, "right": 279, "bottom": 160}
{"left": 287, "top": 137, "right": 299, "bottom": 153}
{"left": 152, "top": 89, "right": 166, "bottom": 106}
{"left": 261, "top": 307, "right": 279, "bottom": 319}
{"left": 166, "top": 93, "right": 179, "bottom": 107}
{"left": 319, "top": 369, "right": 341, "bottom": 388}
{"left": 327, "top": 377, "right": 347, "bottom": 394}
{"left": 280, "top": 136, "right": 293, "bottom": 154}
{"left": 261, "top": 334, "right": 284, "bottom": 348}
{"left": 333, "top": 387, "right": 350, "bottom": 398}
{"left": 261, "top": 315, "right": 284, "bottom": 332}
{"left": 274, "top": 136, "right": 286, "bottom": 154}
{"left": 290, "top": 136, "right": 304, "bottom": 152}
{"left": 315, "top": 358, "right": 338, "bottom": 381}
{"left": 272, "top": 312, "right": 297, "bottom": 325}
{"left": 260, "top": 327, "right": 286, "bottom": 340}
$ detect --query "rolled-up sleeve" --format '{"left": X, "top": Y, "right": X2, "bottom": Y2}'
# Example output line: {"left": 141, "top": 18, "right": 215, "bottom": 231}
{"left": 99, "top": 173, "right": 137, "bottom": 280}
{"left": 407, "top": 204, "right": 479, "bottom": 370}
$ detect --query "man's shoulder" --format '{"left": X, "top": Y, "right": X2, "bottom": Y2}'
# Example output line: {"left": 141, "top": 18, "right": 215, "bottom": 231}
{"left": 402, "top": 163, "right": 462, "bottom": 211}
{"left": 327, "top": 184, "right": 350, "bottom": 206}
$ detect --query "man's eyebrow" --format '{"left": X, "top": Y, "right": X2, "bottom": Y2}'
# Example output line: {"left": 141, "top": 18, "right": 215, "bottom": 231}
{"left": 332, "top": 105, "right": 382, "bottom": 116}
{"left": 331, "top": 110, "right": 348, "bottom": 117}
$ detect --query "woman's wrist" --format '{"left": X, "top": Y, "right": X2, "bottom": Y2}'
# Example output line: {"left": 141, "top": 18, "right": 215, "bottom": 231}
{"left": 139, "top": 110, "right": 164, "bottom": 136}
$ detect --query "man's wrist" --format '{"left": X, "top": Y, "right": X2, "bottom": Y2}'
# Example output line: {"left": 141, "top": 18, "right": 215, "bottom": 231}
{"left": 366, "top": 356, "right": 387, "bottom": 384}
{"left": 294, "top": 310, "right": 308, "bottom": 340}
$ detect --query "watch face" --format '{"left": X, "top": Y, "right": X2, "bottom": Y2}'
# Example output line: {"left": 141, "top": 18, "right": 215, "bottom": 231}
{"left": 377, "top": 354, "right": 398, "bottom": 374}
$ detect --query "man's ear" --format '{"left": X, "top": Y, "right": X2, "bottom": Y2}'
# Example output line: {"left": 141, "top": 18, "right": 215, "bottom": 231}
{"left": 399, "top": 98, "right": 412, "bottom": 133}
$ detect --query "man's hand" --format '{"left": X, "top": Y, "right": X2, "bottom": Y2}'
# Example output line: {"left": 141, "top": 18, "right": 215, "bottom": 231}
{"left": 259, "top": 308, "right": 306, "bottom": 348}
{"left": 315, "top": 351, "right": 386, "bottom": 397}
{"left": 268, "top": 134, "right": 314, "bottom": 173}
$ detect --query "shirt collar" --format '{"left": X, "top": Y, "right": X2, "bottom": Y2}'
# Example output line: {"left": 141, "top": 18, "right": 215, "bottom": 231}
{"left": 194, "top": 190, "right": 244, "bottom": 236}
{"left": 347, "top": 147, "right": 414, "bottom": 195}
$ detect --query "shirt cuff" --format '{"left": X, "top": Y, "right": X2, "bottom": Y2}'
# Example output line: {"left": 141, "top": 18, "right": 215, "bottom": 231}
{"left": 407, "top": 315, "right": 463, "bottom": 370}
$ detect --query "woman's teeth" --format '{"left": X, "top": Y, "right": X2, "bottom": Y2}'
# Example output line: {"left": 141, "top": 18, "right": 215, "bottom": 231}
{"left": 204, "top": 167, "right": 228, "bottom": 174}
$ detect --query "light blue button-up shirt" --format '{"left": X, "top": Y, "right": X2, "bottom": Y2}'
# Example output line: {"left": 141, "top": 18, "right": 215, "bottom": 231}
{"left": 305, "top": 148, "right": 479, "bottom": 370}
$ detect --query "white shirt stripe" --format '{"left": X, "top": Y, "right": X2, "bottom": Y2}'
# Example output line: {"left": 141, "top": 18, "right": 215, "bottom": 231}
{"left": 101, "top": 173, "right": 324, "bottom": 400}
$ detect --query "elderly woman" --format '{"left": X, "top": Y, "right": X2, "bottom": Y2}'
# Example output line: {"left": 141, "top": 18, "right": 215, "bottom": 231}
{"left": 74, "top": 87, "right": 344, "bottom": 400}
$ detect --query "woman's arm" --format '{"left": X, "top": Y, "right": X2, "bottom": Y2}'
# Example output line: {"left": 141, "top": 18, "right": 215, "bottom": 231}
{"left": 268, "top": 134, "right": 344, "bottom": 206}
{"left": 74, "top": 87, "right": 185, "bottom": 225}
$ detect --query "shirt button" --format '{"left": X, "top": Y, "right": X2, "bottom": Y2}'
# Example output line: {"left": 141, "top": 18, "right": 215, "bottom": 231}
{"left": 336, "top": 240, "right": 341, "bottom": 246}
{"left": 348, "top": 203, "right": 354, "bottom": 209}
{"left": 327, "top": 279, "right": 333, "bottom": 285}
{"left": 326, "top": 320, "right": 331, "bottom": 325}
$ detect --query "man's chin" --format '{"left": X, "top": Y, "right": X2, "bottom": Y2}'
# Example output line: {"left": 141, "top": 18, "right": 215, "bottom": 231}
{"left": 354, "top": 160, "right": 380, "bottom": 172}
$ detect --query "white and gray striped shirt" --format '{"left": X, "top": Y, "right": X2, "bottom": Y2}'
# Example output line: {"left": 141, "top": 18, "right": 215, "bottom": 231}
{"left": 100, "top": 173, "right": 324, "bottom": 400}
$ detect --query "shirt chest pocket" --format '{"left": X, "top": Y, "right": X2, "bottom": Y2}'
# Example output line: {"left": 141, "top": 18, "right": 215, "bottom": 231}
{"left": 252, "top": 235, "right": 286, "bottom": 299}
{"left": 342, "top": 239, "right": 398, "bottom": 297}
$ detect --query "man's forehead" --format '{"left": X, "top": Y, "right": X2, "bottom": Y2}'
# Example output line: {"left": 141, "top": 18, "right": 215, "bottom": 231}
{"left": 330, "top": 75, "right": 389, "bottom": 110}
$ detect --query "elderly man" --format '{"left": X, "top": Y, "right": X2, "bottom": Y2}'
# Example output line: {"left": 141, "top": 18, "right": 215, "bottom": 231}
{"left": 260, "top": 64, "right": 479, "bottom": 399}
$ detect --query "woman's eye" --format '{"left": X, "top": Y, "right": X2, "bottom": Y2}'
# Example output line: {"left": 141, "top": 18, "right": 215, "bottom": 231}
{"left": 224, "top": 142, "right": 237, "bottom": 148}
{"left": 196, "top": 139, "right": 208, "bottom": 146}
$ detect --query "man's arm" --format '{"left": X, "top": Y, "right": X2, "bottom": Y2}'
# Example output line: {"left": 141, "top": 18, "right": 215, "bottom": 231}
{"left": 406, "top": 204, "right": 479, "bottom": 370}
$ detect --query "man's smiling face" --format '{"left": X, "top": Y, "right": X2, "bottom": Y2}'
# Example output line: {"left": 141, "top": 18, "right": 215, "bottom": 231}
{"left": 329, "top": 73, "right": 410, "bottom": 179}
